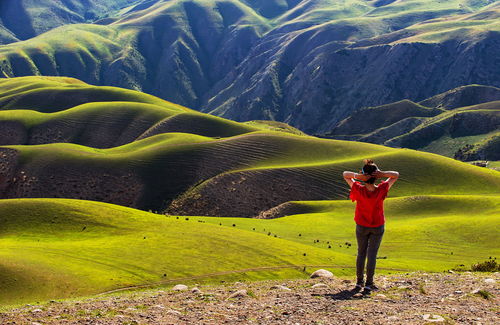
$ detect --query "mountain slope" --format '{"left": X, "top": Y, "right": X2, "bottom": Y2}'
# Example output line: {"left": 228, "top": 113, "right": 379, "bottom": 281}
{"left": 0, "top": 0, "right": 498, "bottom": 133}
{"left": 0, "top": 0, "right": 139, "bottom": 44}
{"left": 325, "top": 85, "right": 500, "bottom": 160}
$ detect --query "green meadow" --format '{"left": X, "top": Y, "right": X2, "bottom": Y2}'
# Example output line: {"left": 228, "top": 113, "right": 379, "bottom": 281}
{"left": 0, "top": 194, "right": 498, "bottom": 306}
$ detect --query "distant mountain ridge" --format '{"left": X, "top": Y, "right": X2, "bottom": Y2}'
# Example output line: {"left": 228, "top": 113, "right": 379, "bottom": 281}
{"left": 0, "top": 0, "right": 499, "bottom": 133}
{"left": 325, "top": 85, "right": 500, "bottom": 161}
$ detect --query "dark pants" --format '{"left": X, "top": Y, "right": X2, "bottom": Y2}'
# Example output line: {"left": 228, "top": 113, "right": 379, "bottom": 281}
{"left": 356, "top": 224, "right": 384, "bottom": 285}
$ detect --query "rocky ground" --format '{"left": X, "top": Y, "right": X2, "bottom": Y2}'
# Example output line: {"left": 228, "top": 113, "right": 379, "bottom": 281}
{"left": 1, "top": 272, "right": 498, "bottom": 325}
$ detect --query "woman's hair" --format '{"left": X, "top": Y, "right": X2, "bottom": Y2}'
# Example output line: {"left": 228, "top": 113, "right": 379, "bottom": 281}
{"left": 362, "top": 159, "right": 378, "bottom": 184}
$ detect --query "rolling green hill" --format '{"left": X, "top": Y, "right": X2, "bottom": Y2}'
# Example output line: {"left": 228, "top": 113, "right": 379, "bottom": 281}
{"left": 1, "top": 77, "right": 499, "bottom": 218}
{"left": 0, "top": 195, "right": 498, "bottom": 305}
{"left": 0, "top": 198, "right": 351, "bottom": 305}
{"left": 0, "top": 0, "right": 498, "bottom": 133}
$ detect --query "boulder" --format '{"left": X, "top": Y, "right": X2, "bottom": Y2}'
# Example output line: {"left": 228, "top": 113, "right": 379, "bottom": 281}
{"left": 310, "top": 269, "right": 334, "bottom": 279}
{"left": 172, "top": 284, "right": 188, "bottom": 291}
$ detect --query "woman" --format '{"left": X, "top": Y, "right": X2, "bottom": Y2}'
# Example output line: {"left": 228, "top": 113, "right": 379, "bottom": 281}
{"left": 343, "top": 159, "right": 399, "bottom": 292}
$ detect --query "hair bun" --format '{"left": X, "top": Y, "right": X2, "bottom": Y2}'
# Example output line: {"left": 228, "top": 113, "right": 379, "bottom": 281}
{"left": 364, "top": 159, "right": 374, "bottom": 165}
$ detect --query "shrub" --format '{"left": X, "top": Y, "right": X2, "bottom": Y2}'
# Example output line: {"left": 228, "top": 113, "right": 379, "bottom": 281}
{"left": 476, "top": 290, "right": 493, "bottom": 300}
{"left": 471, "top": 260, "right": 499, "bottom": 272}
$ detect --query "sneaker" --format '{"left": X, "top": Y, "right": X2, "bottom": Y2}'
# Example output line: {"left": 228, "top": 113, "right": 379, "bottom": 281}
{"left": 364, "top": 283, "right": 379, "bottom": 292}
{"left": 352, "top": 283, "right": 363, "bottom": 292}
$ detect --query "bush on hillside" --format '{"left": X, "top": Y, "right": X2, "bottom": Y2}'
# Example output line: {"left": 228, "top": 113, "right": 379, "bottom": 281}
{"left": 471, "top": 260, "right": 499, "bottom": 272}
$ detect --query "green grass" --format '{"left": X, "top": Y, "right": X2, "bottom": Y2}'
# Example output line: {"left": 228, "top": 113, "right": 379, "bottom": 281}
{"left": 0, "top": 194, "right": 498, "bottom": 306}
{"left": 198, "top": 195, "right": 500, "bottom": 272}
{"left": 421, "top": 131, "right": 499, "bottom": 158}
{"left": 0, "top": 198, "right": 353, "bottom": 306}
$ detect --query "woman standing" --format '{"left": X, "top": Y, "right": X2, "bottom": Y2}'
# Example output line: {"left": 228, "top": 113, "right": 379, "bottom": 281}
{"left": 343, "top": 159, "right": 399, "bottom": 292}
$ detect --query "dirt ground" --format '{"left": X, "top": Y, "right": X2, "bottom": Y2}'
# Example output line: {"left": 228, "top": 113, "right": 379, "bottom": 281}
{"left": 1, "top": 272, "right": 498, "bottom": 324}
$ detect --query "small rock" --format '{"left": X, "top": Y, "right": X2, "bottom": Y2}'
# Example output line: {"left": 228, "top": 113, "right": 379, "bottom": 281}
{"left": 31, "top": 309, "right": 43, "bottom": 313}
{"left": 448, "top": 270, "right": 455, "bottom": 273}
{"left": 311, "top": 283, "right": 328, "bottom": 289}
{"left": 376, "top": 294, "right": 387, "bottom": 298}
{"left": 270, "top": 285, "right": 291, "bottom": 291}
{"left": 31, "top": 323, "right": 43, "bottom": 325}
{"left": 387, "top": 316, "right": 398, "bottom": 321}
{"left": 191, "top": 287, "right": 202, "bottom": 294}
{"left": 167, "top": 309, "right": 182, "bottom": 316}
{"left": 228, "top": 289, "right": 247, "bottom": 299}
{"left": 454, "top": 290, "right": 463, "bottom": 294}
{"left": 484, "top": 278, "right": 496, "bottom": 284}
{"left": 423, "top": 314, "right": 445, "bottom": 322}
{"left": 172, "top": 284, "right": 188, "bottom": 291}
{"left": 310, "top": 269, "right": 334, "bottom": 279}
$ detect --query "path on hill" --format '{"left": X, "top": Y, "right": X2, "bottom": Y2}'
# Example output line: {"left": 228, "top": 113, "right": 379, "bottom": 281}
{"left": 1, "top": 272, "right": 497, "bottom": 324}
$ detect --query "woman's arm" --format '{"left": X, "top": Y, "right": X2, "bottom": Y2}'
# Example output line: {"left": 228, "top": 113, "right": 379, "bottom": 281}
{"left": 343, "top": 171, "right": 368, "bottom": 188}
{"left": 373, "top": 170, "right": 399, "bottom": 189}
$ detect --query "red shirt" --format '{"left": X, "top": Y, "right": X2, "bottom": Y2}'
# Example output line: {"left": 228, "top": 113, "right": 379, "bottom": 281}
{"left": 350, "top": 181, "right": 390, "bottom": 227}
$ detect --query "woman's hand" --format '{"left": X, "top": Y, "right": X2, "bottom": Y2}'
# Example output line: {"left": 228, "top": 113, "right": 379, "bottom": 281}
{"left": 355, "top": 173, "right": 370, "bottom": 181}
{"left": 375, "top": 171, "right": 399, "bottom": 179}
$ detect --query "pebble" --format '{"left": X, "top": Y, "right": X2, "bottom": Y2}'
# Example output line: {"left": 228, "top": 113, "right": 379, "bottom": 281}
{"left": 31, "top": 309, "right": 43, "bottom": 313}
{"left": 191, "top": 287, "right": 202, "bottom": 294}
{"left": 167, "top": 309, "right": 182, "bottom": 316}
{"left": 484, "top": 278, "right": 495, "bottom": 284}
{"left": 228, "top": 290, "right": 247, "bottom": 299}
{"left": 423, "top": 314, "right": 445, "bottom": 322}
{"left": 311, "top": 283, "right": 329, "bottom": 289}
{"left": 271, "top": 285, "right": 292, "bottom": 291}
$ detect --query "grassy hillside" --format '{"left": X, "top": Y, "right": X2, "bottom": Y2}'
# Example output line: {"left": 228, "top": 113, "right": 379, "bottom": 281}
{"left": 1, "top": 195, "right": 498, "bottom": 306}
{"left": 2, "top": 129, "right": 500, "bottom": 217}
{"left": 0, "top": 198, "right": 352, "bottom": 305}
{"left": 0, "top": 76, "right": 264, "bottom": 147}
{"left": 0, "top": 77, "right": 499, "bottom": 217}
